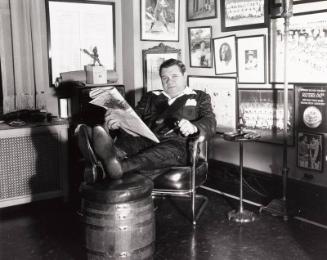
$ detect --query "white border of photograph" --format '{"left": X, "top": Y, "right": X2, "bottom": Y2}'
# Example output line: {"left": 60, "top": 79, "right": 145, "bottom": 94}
{"left": 213, "top": 35, "right": 237, "bottom": 75}
{"left": 188, "top": 75, "right": 237, "bottom": 133}
{"left": 237, "top": 35, "right": 266, "bottom": 84}
{"left": 140, "top": 0, "right": 180, "bottom": 42}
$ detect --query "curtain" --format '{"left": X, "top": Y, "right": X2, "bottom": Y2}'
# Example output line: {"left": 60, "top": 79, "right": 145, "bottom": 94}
{"left": 0, "top": 0, "right": 48, "bottom": 114}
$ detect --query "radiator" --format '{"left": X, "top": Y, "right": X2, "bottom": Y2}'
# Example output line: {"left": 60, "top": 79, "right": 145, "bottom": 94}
{"left": 0, "top": 123, "right": 69, "bottom": 207}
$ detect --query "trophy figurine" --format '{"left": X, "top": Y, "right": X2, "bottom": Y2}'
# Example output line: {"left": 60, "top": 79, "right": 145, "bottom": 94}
{"left": 81, "top": 46, "right": 102, "bottom": 66}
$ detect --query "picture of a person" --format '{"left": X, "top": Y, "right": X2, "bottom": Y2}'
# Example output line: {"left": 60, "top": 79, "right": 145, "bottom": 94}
{"left": 219, "top": 43, "right": 232, "bottom": 65}
{"left": 309, "top": 135, "right": 322, "bottom": 170}
{"left": 245, "top": 50, "right": 258, "bottom": 70}
{"left": 298, "top": 134, "right": 309, "bottom": 167}
{"left": 192, "top": 40, "right": 211, "bottom": 67}
{"left": 149, "top": 0, "right": 170, "bottom": 32}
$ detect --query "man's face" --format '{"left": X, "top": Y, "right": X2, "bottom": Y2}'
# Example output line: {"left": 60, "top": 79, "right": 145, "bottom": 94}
{"left": 160, "top": 65, "right": 186, "bottom": 98}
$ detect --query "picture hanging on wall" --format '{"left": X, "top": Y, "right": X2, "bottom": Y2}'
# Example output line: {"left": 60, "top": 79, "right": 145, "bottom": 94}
{"left": 297, "top": 131, "right": 324, "bottom": 172}
{"left": 140, "top": 0, "right": 180, "bottom": 41}
{"left": 237, "top": 35, "right": 266, "bottom": 84}
{"left": 186, "top": 0, "right": 217, "bottom": 21}
{"left": 213, "top": 35, "right": 237, "bottom": 75}
{"left": 238, "top": 88, "right": 295, "bottom": 145}
{"left": 188, "top": 26, "right": 212, "bottom": 68}
{"left": 295, "top": 85, "right": 327, "bottom": 133}
{"left": 270, "top": 10, "right": 327, "bottom": 84}
{"left": 188, "top": 75, "right": 237, "bottom": 133}
{"left": 142, "top": 43, "right": 181, "bottom": 92}
{"left": 221, "top": 0, "right": 268, "bottom": 32}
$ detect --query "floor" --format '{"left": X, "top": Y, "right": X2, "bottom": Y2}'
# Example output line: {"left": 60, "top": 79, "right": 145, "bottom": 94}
{"left": 1, "top": 188, "right": 327, "bottom": 260}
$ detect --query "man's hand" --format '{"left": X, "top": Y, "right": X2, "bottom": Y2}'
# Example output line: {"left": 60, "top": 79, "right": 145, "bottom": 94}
{"left": 178, "top": 118, "right": 198, "bottom": 137}
{"left": 105, "top": 111, "right": 121, "bottom": 130}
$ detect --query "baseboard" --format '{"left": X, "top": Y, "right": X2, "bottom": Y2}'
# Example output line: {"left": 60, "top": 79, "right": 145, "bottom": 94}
{"left": 207, "top": 160, "right": 327, "bottom": 226}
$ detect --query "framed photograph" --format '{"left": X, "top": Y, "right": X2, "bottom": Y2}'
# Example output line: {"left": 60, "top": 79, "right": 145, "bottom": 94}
{"left": 213, "top": 35, "right": 237, "bottom": 75}
{"left": 221, "top": 0, "right": 268, "bottom": 32}
{"left": 237, "top": 35, "right": 266, "bottom": 84}
{"left": 142, "top": 43, "right": 181, "bottom": 92}
{"left": 270, "top": 10, "right": 327, "bottom": 84}
{"left": 140, "top": 0, "right": 180, "bottom": 41}
{"left": 188, "top": 76, "right": 237, "bottom": 133}
{"left": 188, "top": 26, "right": 212, "bottom": 68}
{"left": 46, "top": 0, "right": 115, "bottom": 86}
{"left": 239, "top": 88, "right": 295, "bottom": 145}
{"left": 187, "top": 0, "right": 217, "bottom": 21}
{"left": 297, "top": 132, "right": 324, "bottom": 172}
{"left": 295, "top": 85, "right": 327, "bottom": 133}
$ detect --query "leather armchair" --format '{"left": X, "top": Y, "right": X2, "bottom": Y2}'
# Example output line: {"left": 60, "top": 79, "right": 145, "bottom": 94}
{"left": 140, "top": 133, "right": 209, "bottom": 226}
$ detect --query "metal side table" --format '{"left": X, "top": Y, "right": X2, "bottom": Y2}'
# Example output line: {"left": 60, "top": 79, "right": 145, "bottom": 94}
{"left": 223, "top": 132, "right": 260, "bottom": 223}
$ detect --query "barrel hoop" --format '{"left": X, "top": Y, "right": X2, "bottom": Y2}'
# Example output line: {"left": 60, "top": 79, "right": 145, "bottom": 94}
{"left": 86, "top": 241, "right": 155, "bottom": 259}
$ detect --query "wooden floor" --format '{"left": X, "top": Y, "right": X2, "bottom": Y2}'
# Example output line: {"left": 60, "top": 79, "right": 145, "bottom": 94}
{"left": 1, "top": 188, "right": 327, "bottom": 260}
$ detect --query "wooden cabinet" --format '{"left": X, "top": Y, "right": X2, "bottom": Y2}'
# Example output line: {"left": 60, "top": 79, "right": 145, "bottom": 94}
{"left": 0, "top": 122, "right": 69, "bottom": 208}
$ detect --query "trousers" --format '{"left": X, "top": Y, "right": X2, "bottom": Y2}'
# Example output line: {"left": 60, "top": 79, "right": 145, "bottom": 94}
{"left": 114, "top": 132, "right": 188, "bottom": 172}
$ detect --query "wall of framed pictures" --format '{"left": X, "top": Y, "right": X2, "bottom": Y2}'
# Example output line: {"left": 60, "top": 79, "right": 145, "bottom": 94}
{"left": 120, "top": 0, "right": 327, "bottom": 186}
{"left": 182, "top": 0, "right": 327, "bottom": 184}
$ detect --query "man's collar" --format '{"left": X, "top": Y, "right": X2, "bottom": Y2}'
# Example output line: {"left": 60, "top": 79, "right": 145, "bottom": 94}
{"left": 162, "top": 87, "right": 196, "bottom": 105}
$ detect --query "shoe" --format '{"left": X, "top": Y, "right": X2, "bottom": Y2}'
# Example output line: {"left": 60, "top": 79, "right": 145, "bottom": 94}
{"left": 93, "top": 125, "right": 123, "bottom": 179}
{"left": 76, "top": 124, "right": 106, "bottom": 184}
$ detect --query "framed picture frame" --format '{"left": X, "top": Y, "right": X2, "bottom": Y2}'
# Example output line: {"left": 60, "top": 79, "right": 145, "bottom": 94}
{"left": 297, "top": 131, "right": 324, "bottom": 172}
{"left": 213, "top": 35, "right": 237, "bottom": 75}
{"left": 186, "top": 0, "right": 217, "bottom": 21}
{"left": 237, "top": 35, "right": 266, "bottom": 84}
{"left": 142, "top": 43, "right": 181, "bottom": 92}
{"left": 188, "top": 75, "right": 238, "bottom": 133}
{"left": 46, "top": 0, "right": 115, "bottom": 86}
{"left": 238, "top": 88, "right": 295, "bottom": 145}
{"left": 221, "top": 0, "right": 268, "bottom": 32}
{"left": 188, "top": 26, "right": 212, "bottom": 68}
{"left": 295, "top": 85, "right": 327, "bottom": 133}
{"left": 140, "top": 0, "right": 180, "bottom": 42}
{"left": 270, "top": 10, "right": 327, "bottom": 84}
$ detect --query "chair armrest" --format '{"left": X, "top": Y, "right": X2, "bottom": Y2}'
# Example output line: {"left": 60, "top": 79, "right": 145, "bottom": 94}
{"left": 188, "top": 132, "right": 207, "bottom": 165}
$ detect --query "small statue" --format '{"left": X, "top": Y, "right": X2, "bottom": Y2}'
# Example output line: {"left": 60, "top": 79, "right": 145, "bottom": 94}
{"left": 81, "top": 46, "right": 102, "bottom": 66}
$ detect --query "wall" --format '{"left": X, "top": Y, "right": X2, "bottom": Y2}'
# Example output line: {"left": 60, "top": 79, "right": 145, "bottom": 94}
{"left": 121, "top": 0, "right": 186, "bottom": 106}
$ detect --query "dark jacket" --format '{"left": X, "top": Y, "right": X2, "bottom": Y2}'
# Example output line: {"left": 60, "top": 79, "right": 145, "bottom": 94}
{"left": 135, "top": 89, "right": 216, "bottom": 139}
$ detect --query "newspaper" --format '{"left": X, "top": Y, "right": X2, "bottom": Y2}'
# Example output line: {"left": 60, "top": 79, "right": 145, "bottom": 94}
{"left": 89, "top": 87, "right": 160, "bottom": 143}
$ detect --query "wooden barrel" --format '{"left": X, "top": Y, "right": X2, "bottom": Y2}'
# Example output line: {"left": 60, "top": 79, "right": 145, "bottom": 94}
{"left": 80, "top": 173, "right": 155, "bottom": 260}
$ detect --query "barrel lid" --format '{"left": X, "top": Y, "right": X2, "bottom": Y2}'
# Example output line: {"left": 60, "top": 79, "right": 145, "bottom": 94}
{"left": 80, "top": 173, "right": 153, "bottom": 204}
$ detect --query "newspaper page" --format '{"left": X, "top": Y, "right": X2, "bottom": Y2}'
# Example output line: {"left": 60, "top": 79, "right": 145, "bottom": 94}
{"left": 89, "top": 87, "right": 160, "bottom": 143}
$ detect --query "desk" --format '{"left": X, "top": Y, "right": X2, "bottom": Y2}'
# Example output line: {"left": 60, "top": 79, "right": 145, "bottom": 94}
{"left": 223, "top": 133, "right": 260, "bottom": 223}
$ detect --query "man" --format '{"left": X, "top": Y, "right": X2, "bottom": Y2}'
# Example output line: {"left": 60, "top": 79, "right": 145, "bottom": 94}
{"left": 77, "top": 59, "right": 216, "bottom": 183}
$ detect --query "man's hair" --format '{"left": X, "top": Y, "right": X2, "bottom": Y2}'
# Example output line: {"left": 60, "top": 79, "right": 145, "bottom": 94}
{"left": 159, "top": 59, "right": 186, "bottom": 76}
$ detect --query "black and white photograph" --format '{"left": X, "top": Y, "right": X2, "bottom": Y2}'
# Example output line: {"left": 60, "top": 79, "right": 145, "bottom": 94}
{"left": 239, "top": 89, "right": 295, "bottom": 145}
{"left": 221, "top": 0, "right": 268, "bottom": 32}
{"left": 270, "top": 10, "right": 327, "bottom": 83}
{"left": 2, "top": 0, "right": 327, "bottom": 259}
{"left": 213, "top": 35, "right": 237, "bottom": 75}
{"left": 237, "top": 35, "right": 266, "bottom": 83}
{"left": 186, "top": 0, "right": 217, "bottom": 21}
{"left": 188, "top": 76, "right": 237, "bottom": 132}
{"left": 297, "top": 132, "right": 324, "bottom": 172}
{"left": 295, "top": 85, "right": 327, "bottom": 132}
{"left": 188, "top": 26, "right": 212, "bottom": 68}
{"left": 141, "top": 0, "right": 180, "bottom": 41}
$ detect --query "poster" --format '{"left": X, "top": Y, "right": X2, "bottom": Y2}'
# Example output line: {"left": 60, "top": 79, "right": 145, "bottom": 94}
{"left": 295, "top": 85, "right": 327, "bottom": 132}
